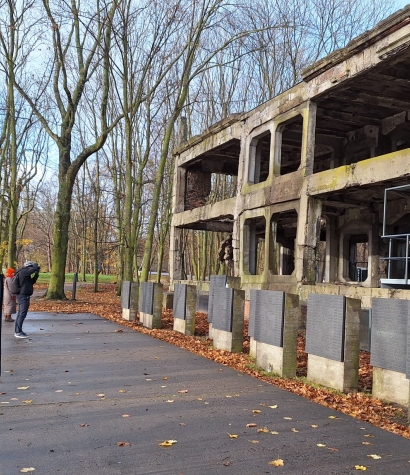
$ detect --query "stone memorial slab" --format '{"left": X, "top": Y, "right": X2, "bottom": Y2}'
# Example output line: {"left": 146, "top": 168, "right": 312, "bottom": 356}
{"left": 211, "top": 287, "right": 233, "bottom": 332}
{"left": 173, "top": 284, "right": 187, "bottom": 320}
{"left": 248, "top": 289, "right": 258, "bottom": 338}
{"left": 253, "top": 290, "right": 285, "bottom": 347}
{"left": 121, "top": 281, "right": 131, "bottom": 309}
{"left": 306, "top": 294, "right": 345, "bottom": 362}
{"left": 140, "top": 282, "right": 154, "bottom": 315}
{"left": 208, "top": 275, "right": 227, "bottom": 322}
{"left": 371, "top": 298, "right": 408, "bottom": 374}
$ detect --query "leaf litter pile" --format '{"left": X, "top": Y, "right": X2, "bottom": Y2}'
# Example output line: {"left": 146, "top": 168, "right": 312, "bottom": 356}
{"left": 30, "top": 284, "right": 410, "bottom": 439}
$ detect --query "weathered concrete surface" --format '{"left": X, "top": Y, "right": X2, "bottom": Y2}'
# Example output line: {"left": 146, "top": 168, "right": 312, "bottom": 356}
{"left": 373, "top": 367, "right": 410, "bottom": 407}
{"left": 1, "top": 312, "right": 410, "bottom": 475}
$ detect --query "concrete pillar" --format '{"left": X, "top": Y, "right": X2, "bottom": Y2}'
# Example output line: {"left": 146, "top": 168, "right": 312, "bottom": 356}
{"left": 296, "top": 193, "right": 322, "bottom": 284}
{"left": 301, "top": 101, "right": 317, "bottom": 176}
{"left": 173, "top": 284, "right": 197, "bottom": 336}
{"left": 128, "top": 283, "right": 139, "bottom": 322}
{"left": 325, "top": 216, "right": 338, "bottom": 283}
{"left": 169, "top": 145, "right": 187, "bottom": 286}
{"left": 169, "top": 226, "right": 185, "bottom": 284}
{"left": 369, "top": 211, "right": 380, "bottom": 287}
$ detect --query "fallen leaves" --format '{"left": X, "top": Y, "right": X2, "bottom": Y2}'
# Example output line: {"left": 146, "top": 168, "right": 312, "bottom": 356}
{"left": 355, "top": 465, "right": 367, "bottom": 471}
{"left": 17, "top": 387, "right": 29, "bottom": 390}
{"left": 117, "top": 441, "right": 130, "bottom": 447}
{"left": 367, "top": 454, "right": 382, "bottom": 459}
{"left": 269, "top": 459, "right": 284, "bottom": 467}
{"left": 20, "top": 468, "right": 35, "bottom": 473}
{"left": 158, "top": 440, "right": 177, "bottom": 447}
{"left": 228, "top": 433, "right": 238, "bottom": 439}
{"left": 246, "top": 423, "right": 257, "bottom": 428}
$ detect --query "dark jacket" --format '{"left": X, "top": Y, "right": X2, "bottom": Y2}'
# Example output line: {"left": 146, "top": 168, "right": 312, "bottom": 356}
{"left": 16, "top": 264, "right": 40, "bottom": 296}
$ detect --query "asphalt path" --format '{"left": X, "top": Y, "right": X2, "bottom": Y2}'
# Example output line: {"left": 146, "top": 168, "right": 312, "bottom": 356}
{"left": 1, "top": 312, "right": 410, "bottom": 475}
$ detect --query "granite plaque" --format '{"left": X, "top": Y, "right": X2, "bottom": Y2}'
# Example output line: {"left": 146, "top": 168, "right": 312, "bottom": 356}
{"left": 208, "top": 275, "right": 227, "bottom": 322}
{"left": 173, "top": 284, "right": 187, "bottom": 320}
{"left": 121, "top": 281, "right": 131, "bottom": 309}
{"left": 211, "top": 287, "right": 233, "bottom": 332}
{"left": 248, "top": 289, "right": 258, "bottom": 338}
{"left": 253, "top": 290, "right": 285, "bottom": 347}
{"left": 140, "top": 282, "right": 154, "bottom": 314}
{"left": 370, "top": 298, "right": 408, "bottom": 374}
{"left": 305, "top": 294, "right": 346, "bottom": 362}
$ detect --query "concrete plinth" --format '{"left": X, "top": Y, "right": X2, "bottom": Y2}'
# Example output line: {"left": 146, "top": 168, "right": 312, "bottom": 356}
{"left": 372, "top": 367, "right": 410, "bottom": 408}
{"left": 307, "top": 354, "right": 346, "bottom": 392}
{"left": 256, "top": 342, "right": 284, "bottom": 375}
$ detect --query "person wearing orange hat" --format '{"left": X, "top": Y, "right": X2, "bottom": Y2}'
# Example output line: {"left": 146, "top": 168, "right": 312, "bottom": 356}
{"left": 3, "top": 268, "right": 17, "bottom": 322}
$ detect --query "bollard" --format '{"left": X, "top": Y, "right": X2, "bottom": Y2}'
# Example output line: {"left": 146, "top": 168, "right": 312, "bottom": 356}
{"left": 72, "top": 272, "right": 78, "bottom": 300}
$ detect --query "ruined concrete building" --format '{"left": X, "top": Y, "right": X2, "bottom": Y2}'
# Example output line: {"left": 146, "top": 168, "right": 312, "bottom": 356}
{"left": 170, "top": 7, "right": 410, "bottom": 307}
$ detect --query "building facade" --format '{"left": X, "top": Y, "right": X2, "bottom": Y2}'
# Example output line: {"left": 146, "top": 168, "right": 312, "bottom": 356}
{"left": 170, "top": 7, "right": 410, "bottom": 307}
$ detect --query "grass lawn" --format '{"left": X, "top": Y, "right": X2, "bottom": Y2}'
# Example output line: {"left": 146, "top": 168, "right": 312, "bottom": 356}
{"left": 36, "top": 272, "right": 117, "bottom": 284}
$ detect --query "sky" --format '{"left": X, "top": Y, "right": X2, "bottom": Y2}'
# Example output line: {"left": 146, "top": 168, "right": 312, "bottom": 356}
{"left": 395, "top": 0, "right": 410, "bottom": 8}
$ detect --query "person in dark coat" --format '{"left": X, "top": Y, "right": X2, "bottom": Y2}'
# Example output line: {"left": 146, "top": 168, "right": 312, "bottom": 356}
{"left": 3, "top": 268, "right": 17, "bottom": 322}
{"left": 14, "top": 261, "right": 40, "bottom": 339}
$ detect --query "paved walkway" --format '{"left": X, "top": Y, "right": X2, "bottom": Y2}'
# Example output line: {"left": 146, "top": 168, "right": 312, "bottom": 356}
{"left": 1, "top": 312, "right": 409, "bottom": 475}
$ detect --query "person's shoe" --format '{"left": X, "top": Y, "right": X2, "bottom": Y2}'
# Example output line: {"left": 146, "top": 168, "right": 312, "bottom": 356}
{"left": 4, "top": 316, "right": 15, "bottom": 322}
{"left": 14, "top": 332, "right": 28, "bottom": 339}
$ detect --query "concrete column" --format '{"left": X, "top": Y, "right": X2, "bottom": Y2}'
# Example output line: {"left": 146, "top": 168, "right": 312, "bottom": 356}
{"left": 128, "top": 282, "right": 139, "bottom": 322}
{"left": 301, "top": 101, "right": 317, "bottom": 176}
{"left": 325, "top": 216, "right": 338, "bottom": 283}
{"left": 152, "top": 283, "right": 163, "bottom": 329}
{"left": 169, "top": 226, "right": 185, "bottom": 284}
{"left": 296, "top": 192, "right": 322, "bottom": 284}
{"left": 369, "top": 211, "right": 380, "bottom": 287}
{"left": 231, "top": 289, "right": 245, "bottom": 353}
{"left": 269, "top": 219, "right": 278, "bottom": 275}
{"left": 169, "top": 145, "right": 187, "bottom": 287}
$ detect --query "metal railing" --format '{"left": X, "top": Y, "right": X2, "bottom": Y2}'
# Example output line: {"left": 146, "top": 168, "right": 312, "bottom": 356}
{"left": 380, "top": 233, "right": 410, "bottom": 284}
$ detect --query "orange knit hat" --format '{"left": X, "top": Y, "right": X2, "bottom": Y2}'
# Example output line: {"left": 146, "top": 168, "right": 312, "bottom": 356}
{"left": 5, "top": 268, "right": 15, "bottom": 278}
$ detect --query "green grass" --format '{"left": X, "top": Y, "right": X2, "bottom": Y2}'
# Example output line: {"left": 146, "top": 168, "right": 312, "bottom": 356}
{"left": 36, "top": 273, "right": 117, "bottom": 284}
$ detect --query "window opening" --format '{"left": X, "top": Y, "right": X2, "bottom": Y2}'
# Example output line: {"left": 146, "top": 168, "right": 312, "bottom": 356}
{"left": 249, "top": 131, "right": 271, "bottom": 184}
{"left": 280, "top": 116, "right": 303, "bottom": 175}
